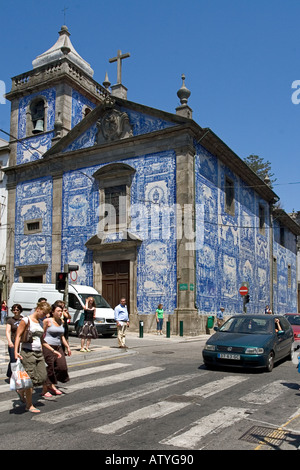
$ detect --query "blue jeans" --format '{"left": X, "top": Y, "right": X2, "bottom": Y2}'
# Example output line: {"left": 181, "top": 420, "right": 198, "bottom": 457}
{"left": 157, "top": 318, "right": 163, "bottom": 331}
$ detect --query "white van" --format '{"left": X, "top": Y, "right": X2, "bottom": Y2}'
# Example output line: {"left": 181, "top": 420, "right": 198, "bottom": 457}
{"left": 7, "top": 283, "right": 117, "bottom": 337}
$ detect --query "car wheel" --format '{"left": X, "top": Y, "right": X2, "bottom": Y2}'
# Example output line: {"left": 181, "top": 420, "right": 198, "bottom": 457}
{"left": 266, "top": 351, "right": 274, "bottom": 372}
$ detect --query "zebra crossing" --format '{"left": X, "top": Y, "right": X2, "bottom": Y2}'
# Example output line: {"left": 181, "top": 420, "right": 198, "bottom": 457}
{"left": 0, "top": 357, "right": 299, "bottom": 450}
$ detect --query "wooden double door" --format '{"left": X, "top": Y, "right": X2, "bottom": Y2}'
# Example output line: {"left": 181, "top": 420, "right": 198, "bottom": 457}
{"left": 102, "top": 260, "right": 129, "bottom": 312}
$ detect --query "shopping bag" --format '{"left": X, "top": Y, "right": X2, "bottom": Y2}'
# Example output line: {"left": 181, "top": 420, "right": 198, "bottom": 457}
{"left": 10, "top": 359, "right": 33, "bottom": 390}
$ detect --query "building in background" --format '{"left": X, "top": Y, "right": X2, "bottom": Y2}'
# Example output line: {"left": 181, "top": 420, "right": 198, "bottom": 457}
{"left": 0, "top": 137, "right": 9, "bottom": 301}
{"left": 3, "top": 26, "right": 300, "bottom": 333}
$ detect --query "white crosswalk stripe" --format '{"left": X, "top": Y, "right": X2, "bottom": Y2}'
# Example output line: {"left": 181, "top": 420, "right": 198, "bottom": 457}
{"left": 160, "top": 407, "right": 252, "bottom": 449}
{"left": 64, "top": 365, "right": 163, "bottom": 393}
{"left": 239, "top": 379, "right": 288, "bottom": 405}
{"left": 92, "top": 401, "right": 189, "bottom": 435}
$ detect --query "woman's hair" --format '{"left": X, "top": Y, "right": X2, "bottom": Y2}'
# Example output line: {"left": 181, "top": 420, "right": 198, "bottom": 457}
{"left": 48, "top": 300, "right": 65, "bottom": 317}
{"left": 158, "top": 304, "right": 163, "bottom": 309}
{"left": 36, "top": 301, "right": 51, "bottom": 316}
{"left": 11, "top": 303, "right": 23, "bottom": 313}
{"left": 87, "top": 296, "right": 96, "bottom": 307}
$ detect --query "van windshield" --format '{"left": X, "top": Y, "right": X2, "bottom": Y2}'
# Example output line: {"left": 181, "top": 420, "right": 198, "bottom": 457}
{"left": 78, "top": 294, "right": 111, "bottom": 309}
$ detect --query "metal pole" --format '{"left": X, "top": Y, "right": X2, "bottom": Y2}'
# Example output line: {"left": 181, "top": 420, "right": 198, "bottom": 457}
{"left": 63, "top": 263, "right": 69, "bottom": 309}
{"left": 139, "top": 321, "right": 143, "bottom": 338}
{"left": 180, "top": 320, "right": 183, "bottom": 336}
{"left": 166, "top": 321, "right": 170, "bottom": 338}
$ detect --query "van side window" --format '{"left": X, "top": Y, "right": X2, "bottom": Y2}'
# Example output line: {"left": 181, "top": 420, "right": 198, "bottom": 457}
{"left": 68, "top": 293, "right": 82, "bottom": 310}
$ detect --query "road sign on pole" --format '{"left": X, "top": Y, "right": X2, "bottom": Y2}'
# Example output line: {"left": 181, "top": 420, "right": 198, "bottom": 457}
{"left": 239, "top": 286, "right": 248, "bottom": 296}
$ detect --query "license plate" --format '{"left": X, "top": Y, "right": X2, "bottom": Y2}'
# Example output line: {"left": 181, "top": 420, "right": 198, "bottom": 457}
{"left": 217, "top": 353, "right": 240, "bottom": 360}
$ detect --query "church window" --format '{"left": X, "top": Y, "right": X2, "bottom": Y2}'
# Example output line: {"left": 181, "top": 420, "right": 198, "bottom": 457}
{"left": 288, "top": 264, "right": 291, "bottom": 288}
{"left": 31, "top": 99, "right": 45, "bottom": 134}
{"left": 259, "top": 204, "right": 265, "bottom": 235}
{"left": 104, "top": 185, "right": 127, "bottom": 226}
{"left": 93, "top": 163, "right": 136, "bottom": 233}
{"left": 273, "top": 257, "right": 277, "bottom": 284}
{"left": 83, "top": 107, "right": 91, "bottom": 118}
{"left": 280, "top": 224, "right": 285, "bottom": 247}
{"left": 24, "top": 218, "right": 42, "bottom": 234}
{"left": 225, "top": 177, "right": 235, "bottom": 216}
{"left": 27, "top": 97, "right": 47, "bottom": 135}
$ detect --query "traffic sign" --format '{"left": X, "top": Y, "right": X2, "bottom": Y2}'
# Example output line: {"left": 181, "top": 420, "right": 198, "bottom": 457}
{"left": 239, "top": 286, "right": 248, "bottom": 296}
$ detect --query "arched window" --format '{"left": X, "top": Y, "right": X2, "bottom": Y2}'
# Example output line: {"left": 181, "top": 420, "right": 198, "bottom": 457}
{"left": 26, "top": 97, "right": 47, "bottom": 135}
{"left": 93, "top": 163, "right": 136, "bottom": 233}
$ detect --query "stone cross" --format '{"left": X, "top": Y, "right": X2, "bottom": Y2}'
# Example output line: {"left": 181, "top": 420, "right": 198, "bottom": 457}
{"left": 109, "top": 50, "right": 130, "bottom": 85}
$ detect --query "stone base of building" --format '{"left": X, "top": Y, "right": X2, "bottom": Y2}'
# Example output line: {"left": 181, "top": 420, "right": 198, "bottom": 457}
{"left": 130, "top": 309, "right": 215, "bottom": 336}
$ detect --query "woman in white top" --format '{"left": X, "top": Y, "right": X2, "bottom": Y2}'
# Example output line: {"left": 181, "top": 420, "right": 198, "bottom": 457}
{"left": 14, "top": 302, "right": 57, "bottom": 413}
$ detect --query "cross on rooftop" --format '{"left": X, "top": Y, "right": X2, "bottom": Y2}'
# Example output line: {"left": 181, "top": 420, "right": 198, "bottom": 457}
{"left": 109, "top": 49, "right": 130, "bottom": 85}
{"left": 62, "top": 6, "right": 68, "bottom": 23}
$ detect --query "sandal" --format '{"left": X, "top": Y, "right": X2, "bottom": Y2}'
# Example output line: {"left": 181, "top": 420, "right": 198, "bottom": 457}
{"left": 50, "top": 388, "right": 63, "bottom": 395}
{"left": 26, "top": 406, "right": 41, "bottom": 413}
{"left": 41, "top": 391, "right": 53, "bottom": 398}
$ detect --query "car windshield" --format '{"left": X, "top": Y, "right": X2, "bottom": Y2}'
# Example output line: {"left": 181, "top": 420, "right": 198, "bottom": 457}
{"left": 78, "top": 294, "right": 111, "bottom": 309}
{"left": 219, "top": 317, "right": 273, "bottom": 335}
{"left": 285, "top": 315, "right": 300, "bottom": 326}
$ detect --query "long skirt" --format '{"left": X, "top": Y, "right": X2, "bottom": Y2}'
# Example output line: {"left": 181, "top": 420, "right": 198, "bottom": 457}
{"left": 42, "top": 344, "right": 70, "bottom": 387}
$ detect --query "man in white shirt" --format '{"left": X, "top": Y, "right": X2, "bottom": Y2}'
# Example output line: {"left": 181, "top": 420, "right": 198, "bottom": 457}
{"left": 114, "top": 297, "right": 129, "bottom": 348}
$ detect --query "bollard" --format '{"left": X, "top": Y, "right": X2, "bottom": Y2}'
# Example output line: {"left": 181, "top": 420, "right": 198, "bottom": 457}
{"left": 139, "top": 321, "right": 143, "bottom": 338}
{"left": 179, "top": 320, "right": 183, "bottom": 336}
{"left": 166, "top": 321, "right": 170, "bottom": 338}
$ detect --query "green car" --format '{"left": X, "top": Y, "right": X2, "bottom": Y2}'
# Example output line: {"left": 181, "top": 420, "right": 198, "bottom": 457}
{"left": 202, "top": 314, "right": 294, "bottom": 372}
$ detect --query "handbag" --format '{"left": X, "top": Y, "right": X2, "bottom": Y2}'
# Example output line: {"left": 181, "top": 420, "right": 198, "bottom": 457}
{"left": 20, "top": 317, "right": 33, "bottom": 343}
{"left": 10, "top": 359, "right": 33, "bottom": 390}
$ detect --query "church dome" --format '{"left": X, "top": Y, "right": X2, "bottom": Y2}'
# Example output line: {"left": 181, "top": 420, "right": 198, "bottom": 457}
{"left": 32, "top": 25, "right": 94, "bottom": 77}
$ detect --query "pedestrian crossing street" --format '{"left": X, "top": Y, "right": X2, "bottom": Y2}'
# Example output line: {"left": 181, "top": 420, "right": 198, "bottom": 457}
{"left": 1, "top": 358, "right": 300, "bottom": 450}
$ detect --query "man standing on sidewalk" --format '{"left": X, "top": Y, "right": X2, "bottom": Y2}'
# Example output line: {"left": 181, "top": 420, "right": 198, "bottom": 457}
{"left": 114, "top": 297, "right": 129, "bottom": 348}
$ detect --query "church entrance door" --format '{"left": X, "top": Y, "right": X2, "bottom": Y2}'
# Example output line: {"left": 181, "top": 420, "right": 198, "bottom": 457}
{"left": 102, "top": 260, "right": 129, "bottom": 312}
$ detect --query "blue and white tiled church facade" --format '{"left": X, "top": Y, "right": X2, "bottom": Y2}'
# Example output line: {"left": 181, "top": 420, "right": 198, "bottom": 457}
{"left": 12, "top": 82, "right": 298, "bottom": 317}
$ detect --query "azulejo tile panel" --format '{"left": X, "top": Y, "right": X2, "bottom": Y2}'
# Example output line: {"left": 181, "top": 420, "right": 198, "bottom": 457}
{"left": 14, "top": 177, "right": 53, "bottom": 282}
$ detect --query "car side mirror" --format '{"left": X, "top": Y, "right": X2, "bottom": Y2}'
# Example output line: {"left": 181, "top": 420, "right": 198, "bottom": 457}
{"left": 214, "top": 326, "right": 219, "bottom": 331}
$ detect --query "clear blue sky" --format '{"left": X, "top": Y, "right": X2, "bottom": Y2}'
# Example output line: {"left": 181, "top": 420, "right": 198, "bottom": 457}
{"left": 0, "top": 0, "right": 299, "bottom": 213}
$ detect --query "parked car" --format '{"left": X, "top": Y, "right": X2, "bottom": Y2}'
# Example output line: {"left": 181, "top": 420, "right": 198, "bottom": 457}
{"left": 284, "top": 314, "right": 300, "bottom": 342}
{"left": 202, "top": 314, "right": 294, "bottom": 372}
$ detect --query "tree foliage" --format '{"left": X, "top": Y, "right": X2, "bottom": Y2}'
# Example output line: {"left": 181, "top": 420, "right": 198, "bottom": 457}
{"left": 244, "top": 154, "right": 277, "bottom": 188}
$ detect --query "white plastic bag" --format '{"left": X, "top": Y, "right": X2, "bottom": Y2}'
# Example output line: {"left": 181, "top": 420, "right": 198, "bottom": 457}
{"left": 10, "top": 359, "right": 33, "bottom": 390}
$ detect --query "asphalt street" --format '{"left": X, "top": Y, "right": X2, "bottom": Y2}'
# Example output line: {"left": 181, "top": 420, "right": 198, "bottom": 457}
{"left": 1, "top": 327, "right": 300, "bottom": 452}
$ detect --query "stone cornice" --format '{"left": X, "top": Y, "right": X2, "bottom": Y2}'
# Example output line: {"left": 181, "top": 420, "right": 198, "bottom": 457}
{"left": 5, "top": 57, "right": 108, "bottom": 104}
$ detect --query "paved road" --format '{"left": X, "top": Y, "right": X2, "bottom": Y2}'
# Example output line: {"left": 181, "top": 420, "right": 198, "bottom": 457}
{"left": 1, "top": 327, "right": 300, "bottom": 453}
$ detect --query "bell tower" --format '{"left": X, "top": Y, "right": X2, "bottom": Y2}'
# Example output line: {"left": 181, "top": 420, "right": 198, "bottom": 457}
{"left": 5, "top": 25, "right": 108, "bottom": 166}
